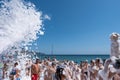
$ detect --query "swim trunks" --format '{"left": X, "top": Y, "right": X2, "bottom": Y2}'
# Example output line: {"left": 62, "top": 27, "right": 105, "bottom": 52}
{"left": 32, "top": 74, "right": 38, "bottom": 80}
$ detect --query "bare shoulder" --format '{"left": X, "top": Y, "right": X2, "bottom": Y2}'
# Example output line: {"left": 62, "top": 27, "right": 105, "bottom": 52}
{"left": 31, "top": 64, "right": 35, "bottom": 68}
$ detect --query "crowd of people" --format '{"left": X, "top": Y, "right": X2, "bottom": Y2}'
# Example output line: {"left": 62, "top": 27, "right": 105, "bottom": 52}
{"left": 1, "top": 56, "right": 120, "bottom": 80}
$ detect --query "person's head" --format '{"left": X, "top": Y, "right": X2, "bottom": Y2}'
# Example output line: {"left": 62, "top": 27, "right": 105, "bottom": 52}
{"left": 52, "top": 62, "right": 56, "bottom": 67}
{"left": 29, "top": 60, "right": 31, "bottom": 63}
{"left": 90, "top": 59, "right": 95, "bottom": 66}
{"left": 47, "top": 57, "right": 50, "bottom": 61}
{"left": 70, "top": 61, "right": 74, "bottom": 66}
{"left": 45, "top": 61, "right": 49, "bottom": 66}
{"left": 110, "top": 33, "right": 119, "bottom": 41}
{"left": 84, "top": 60, "right": 88, "bottom": 65}
{"left": 4, "top": 63, "right": 7, "bottom": 66}
{"left": 14, "top": 62, "right": 18, "bottom": 67}
{"left": 36, "top": 59, "right": 40, "bottom": 64}
{"left": 95, "top": 58, "right": 100, "bottom": 66}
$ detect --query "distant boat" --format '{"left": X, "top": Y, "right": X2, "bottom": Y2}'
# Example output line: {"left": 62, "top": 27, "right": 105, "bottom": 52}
{"left": 51, "top": 44, "right": 54, "bottom": 55}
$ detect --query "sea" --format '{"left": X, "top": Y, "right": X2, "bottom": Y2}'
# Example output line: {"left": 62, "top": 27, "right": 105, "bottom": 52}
{"left": 39, "top": 54, "right": 110, "bottom": 63}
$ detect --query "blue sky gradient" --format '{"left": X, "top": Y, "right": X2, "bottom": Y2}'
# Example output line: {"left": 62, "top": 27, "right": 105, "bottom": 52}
{"left": 29, "top": 0, "right": 120, "bottom": 55}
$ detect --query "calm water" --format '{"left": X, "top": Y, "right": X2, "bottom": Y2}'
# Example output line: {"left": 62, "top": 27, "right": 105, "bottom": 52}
{"left": 39, "top": 55, "right": 110, "bottom": 63}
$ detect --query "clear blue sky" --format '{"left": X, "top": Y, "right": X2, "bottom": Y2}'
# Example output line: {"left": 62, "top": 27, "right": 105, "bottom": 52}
{"left": 29, "top": 0, "right": 120, "bottom": 55}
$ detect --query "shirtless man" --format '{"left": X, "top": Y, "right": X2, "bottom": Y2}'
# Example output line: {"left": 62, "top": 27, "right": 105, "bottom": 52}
{"left": 31, "top": 59, "right": 40, "bottom": 80}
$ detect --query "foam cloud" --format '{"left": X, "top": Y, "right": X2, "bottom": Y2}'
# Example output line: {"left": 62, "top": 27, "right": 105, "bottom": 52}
{"left": 0, "top": 0, "right": 44, "bottom": 53}
{"left": 44, "top": 14, "right": 51, "bottom": 20}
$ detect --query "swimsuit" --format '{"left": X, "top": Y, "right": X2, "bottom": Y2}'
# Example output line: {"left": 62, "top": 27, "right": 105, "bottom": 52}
{"left": 32, "top": 74, "right": 38, "bottom": 80}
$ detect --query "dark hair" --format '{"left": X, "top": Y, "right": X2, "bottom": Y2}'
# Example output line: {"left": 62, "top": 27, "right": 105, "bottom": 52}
{"left": 114, "top": 59, "right": 120, "bottom": 69}
{"left": 14, "top": 62, "right": 18, "bottom": 66}
{"left": 84, "top": 72, "right": 88, "bottom": 76}
{"left": 36, "top": 59, "right": 40, "bottom": 61}
{"left": 55, "top": 66, "right": 64, "bottom": 80}
{"left": 52, "top": 62, "right": 56, "bottom": 66}
{"left": 36, "top": 59, "right": 40, "bottom": 63}
{"left": 96, "top": 58, "right": 100, "bottom": 63}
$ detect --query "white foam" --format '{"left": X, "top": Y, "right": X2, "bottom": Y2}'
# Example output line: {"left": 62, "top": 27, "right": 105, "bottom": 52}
{"left": 0, "top": 0, "right": 44, "bottom": 54}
